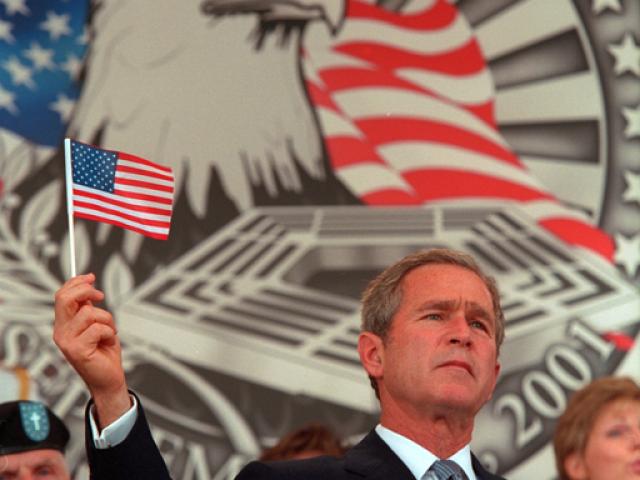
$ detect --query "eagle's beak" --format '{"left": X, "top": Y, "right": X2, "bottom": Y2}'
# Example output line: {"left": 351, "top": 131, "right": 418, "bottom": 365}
{"left": 200, "top": 0, "right": 346, "bottom": 35}
{"left": 315, "top": 0, "right": 346, "bottom": 34}
{"left": 288, "top": 0, "right": 346, "bottom": 34}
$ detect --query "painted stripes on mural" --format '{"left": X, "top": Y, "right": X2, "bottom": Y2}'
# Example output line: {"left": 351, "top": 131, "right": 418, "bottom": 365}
{"left": 304, "top": 0, "right": 613, "bottom": 260}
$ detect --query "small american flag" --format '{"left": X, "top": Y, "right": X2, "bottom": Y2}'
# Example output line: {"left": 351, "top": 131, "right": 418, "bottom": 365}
{"left": 69, "top": 140, "right": 174, "bottom": 240}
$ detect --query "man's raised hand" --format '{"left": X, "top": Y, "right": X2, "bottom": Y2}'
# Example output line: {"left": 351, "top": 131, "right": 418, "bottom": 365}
{"left": 53, "top": 273, "right": 131, "bottom": 428}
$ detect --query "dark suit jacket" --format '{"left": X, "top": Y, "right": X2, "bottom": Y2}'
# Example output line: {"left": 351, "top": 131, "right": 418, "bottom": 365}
{"left": 237, "top": 431, "right": 506, "bottom": 480}
{"left": 85, "top": 398, "right": 506, "bottom": 480}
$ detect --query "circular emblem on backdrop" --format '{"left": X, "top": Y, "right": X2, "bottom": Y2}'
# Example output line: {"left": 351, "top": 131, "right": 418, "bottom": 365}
{"left": 19, "top": 402, "right": 50, "bottom": 443}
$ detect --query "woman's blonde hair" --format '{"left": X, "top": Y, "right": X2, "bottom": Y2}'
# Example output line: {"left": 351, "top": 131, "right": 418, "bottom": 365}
{"left": 553, "top": 376, "right": 640, "bottom": 480}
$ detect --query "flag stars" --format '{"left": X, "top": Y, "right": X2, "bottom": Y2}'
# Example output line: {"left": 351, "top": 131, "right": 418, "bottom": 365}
{"left": 3, "top": 56, "right": 34, "bottom": 88}
{"left": 49, "top": 93, "right": 74, "bottom": 121}
{"left": 0, "top": 83, "right": 18, "bottom": 114}
{"left": 0, "top": 18, "right": 15, "bottom": 43}
{"left": 24, "top": 42, "right": 56, "bottom": 71}
{"left": 71, "top": 142, "right": 117, "bottom": 192}
{"left": 77, "top": 26, "right": 89, "bottom": 46}
{"left": 0, "top": 0, "right": 30, "bottom": 16}
{"left": 39, "top": 11, "right": 71, "bottom": 41}
{"left": 608, "top": 33, "right": 640, "bottom": 77}
{"left": 61, "top": 54, "right": 82, "bottom": 80}
{"left": 0, "top": 3, "right": 88, "bottom": 145}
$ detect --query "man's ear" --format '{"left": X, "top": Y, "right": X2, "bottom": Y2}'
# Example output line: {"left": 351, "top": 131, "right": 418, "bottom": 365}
{"left": 564, "top": 452, "right": 588, "bottom": 480}
{"left": 358, "top": 332, "right": 384, "bottom": 379}
{"left": 485, "top": 361, "right": 501, "bottom": 403}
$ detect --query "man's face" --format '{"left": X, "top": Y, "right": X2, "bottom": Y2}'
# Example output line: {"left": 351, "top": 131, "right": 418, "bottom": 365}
{"left": 0, "top": 449, "right": 69, "bottom": 480}
{"left": 374, "top": 264, "right": 500, "bottom": 416}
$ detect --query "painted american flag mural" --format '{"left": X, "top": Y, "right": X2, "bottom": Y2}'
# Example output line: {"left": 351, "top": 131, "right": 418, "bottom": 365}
{"left": 0, "top": 0, "right": 87, "bottom": 146}
{"left": 304, "top": 0, "right": 614, "bottom": 260}
{"left": 0, "top": 0, "right": 638, "bottom": 479}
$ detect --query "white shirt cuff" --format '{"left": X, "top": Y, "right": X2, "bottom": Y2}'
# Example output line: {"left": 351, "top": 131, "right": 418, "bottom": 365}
{"left": 90, "top": 395, "right": 138, "bottom": 449}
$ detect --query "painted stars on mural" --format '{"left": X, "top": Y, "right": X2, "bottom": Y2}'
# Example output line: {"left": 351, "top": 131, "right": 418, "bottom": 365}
{"left": 623, "top": 171, "right": 640, "bottom": 203}
{"left": 608, "top": 33, "right": 640, "bottom": 76}
{"left": 0, "top": 0, "right": 88, "bottom": 146}
{"left": 591, "top": 0, "right": 640, "bottom": 280}
{"left": 622, "top": 104, "right": 640, "bottom": 138}
{"left": 614, "top": 233, "right": 640, "bottom": 277}
{"left": 618, "top": 168, "right": 640, "bottom": 277}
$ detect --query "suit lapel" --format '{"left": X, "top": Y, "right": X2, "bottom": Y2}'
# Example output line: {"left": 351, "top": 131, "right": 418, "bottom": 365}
{"left": 343, "top": 430, "right": 415, "bottom": 479}
{"left": 471, "top": 454, "right": 506, "bottom": 480}
{"left": 342, "top": 430, "right": 507, "bottom": 480}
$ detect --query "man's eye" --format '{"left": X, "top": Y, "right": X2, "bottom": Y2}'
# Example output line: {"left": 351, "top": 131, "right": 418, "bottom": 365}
{"left": 424, "top": 313, "right": 442, "bottom": 320}
{"left": 35, "top": 466, "right": 54, "bottom": 477}
{"left": 471, "top": 320, "right": 487, "bottom": 331}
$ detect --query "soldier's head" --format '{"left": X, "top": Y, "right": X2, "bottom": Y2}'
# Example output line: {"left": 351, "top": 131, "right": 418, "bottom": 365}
{"left": 0, "top": 401, "right": 70, "bottom": 480}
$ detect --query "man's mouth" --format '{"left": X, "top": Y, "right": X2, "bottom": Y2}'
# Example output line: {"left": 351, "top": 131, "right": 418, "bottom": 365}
{"left": 439, "top": 360, "right": 473, "bottom": 376}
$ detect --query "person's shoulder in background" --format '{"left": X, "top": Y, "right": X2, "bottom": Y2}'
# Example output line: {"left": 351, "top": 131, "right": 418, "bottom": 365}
{"left": 259, "top": 423, "right": 346, "bottom": 462}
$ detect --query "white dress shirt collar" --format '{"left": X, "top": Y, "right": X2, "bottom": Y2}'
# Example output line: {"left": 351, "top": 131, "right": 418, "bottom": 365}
{"left": 375, "top": 424, "right": 477, "bottom": 480}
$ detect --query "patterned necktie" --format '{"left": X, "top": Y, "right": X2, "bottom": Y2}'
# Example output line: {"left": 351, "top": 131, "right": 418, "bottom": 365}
{"left": 423, "top": 459, "right": 470, "bottom": 480}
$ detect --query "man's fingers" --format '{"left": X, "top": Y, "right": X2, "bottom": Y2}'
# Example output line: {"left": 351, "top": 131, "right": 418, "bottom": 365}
{"left": 54, "top": 281, "right": 105, "bottom": 320}
{"left": 58, "top": 281, "right": 104, "bottom": 305}
{"left": 56, "top": 320, "right": 108, "bottom": 362}
{"left": 78, "top": 323, "right": 118, "bottom": 351}
{"left": 61, "top": 273, "right": 95, "bottom": 290}
{"left": 53, "top": 304, "right": 116, "bottom": 357}
{"left": 62, "top": 322, "right": 117, "bottom": 364}
{"left": 66, "top": 305, "right": 116, "bottom": 338}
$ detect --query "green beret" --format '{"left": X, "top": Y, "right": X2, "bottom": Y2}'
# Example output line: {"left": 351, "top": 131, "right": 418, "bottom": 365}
{"left": 0, "top": 401, "right": 69, "bottom": 455}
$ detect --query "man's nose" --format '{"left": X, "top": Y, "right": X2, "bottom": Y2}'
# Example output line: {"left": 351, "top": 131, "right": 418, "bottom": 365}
{"left": 447, "top": 313, "right": 472, "bottom": 347}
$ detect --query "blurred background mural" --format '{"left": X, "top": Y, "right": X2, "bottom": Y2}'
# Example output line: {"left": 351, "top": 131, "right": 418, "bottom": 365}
{"left": 0, "top": 0, "right": 638, "bottom": 478}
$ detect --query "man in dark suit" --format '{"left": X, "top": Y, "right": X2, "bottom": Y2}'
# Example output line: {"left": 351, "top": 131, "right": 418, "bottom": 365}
{"left": 54, "top": 248, "right": 506, "bottom": 479}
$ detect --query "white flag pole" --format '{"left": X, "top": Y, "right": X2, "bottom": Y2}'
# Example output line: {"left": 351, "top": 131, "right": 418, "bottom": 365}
{"left": 63, "top": 138, "right": 77, "bottom": 277}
